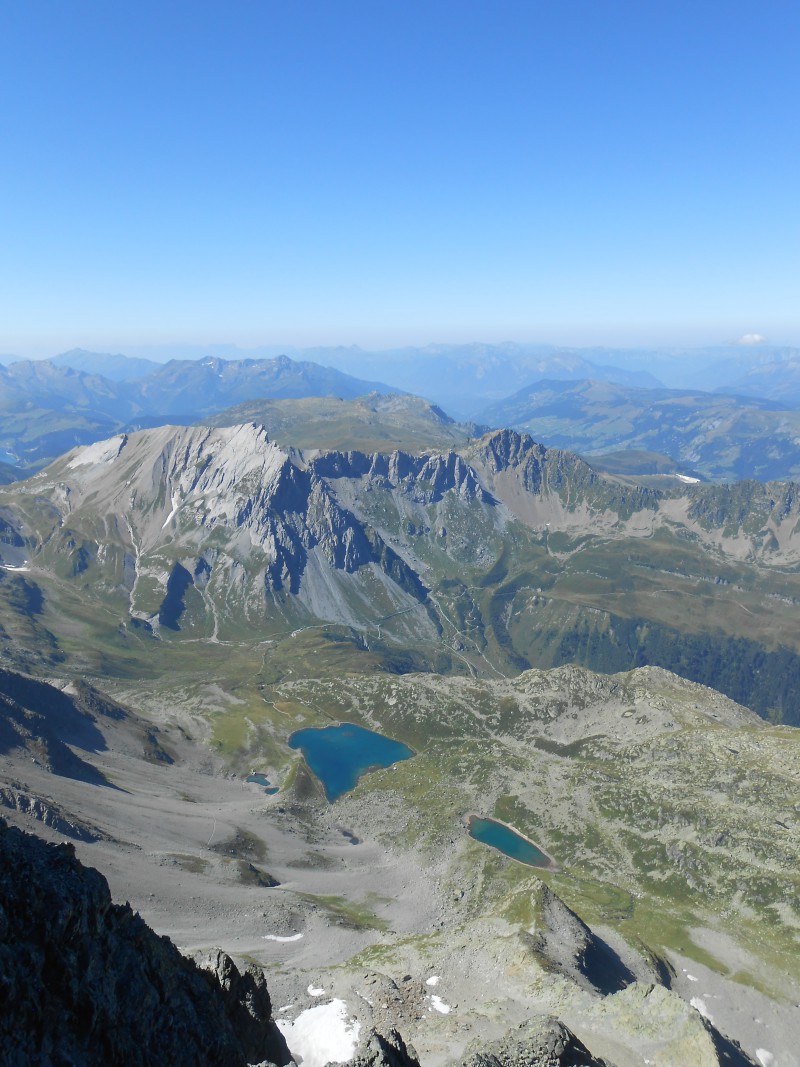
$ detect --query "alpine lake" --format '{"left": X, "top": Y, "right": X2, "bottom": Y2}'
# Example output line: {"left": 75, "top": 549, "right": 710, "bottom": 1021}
{"left": 467, "top": 815, "right": 553, "bottom": 869}
{"left": 287, "top": 722, "right": 414, "bottom": 802}
{"left": 286, "top": 723, "right": 554, "bottom": 869}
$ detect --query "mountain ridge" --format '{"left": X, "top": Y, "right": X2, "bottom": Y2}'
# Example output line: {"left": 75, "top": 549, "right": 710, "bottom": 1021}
{"left": 4, "top": 423, "right": 800, "bottom": 721}
{"left": 0, "top": 354, "right": 403, "bottom": 476}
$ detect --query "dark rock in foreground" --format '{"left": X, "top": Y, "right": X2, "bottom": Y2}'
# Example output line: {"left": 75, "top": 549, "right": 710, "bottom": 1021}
{"left": 351, "top": 1026, "right": 421, "bottom": 1067}
{"left": 0, "top": 817, "right": 290, "bottom": 1066}
{"left": 460, "top": 1016, "right": 610, "bottom": 1067}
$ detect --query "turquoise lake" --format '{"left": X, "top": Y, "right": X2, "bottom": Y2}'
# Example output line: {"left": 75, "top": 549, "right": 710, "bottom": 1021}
{"left": 287, "top": 722, "right": 414, "bottom": 802}
{"left": 246, "top": 772, "right": 278, "bottom": 795}
{"left": 468, "top": 816, "right": 551, "bottom": 868}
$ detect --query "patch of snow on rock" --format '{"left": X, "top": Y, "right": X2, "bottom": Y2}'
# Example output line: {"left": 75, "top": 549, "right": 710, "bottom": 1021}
{"left": 425, "top": 975, "right": 440, "bottom": 986}
{"left": 276, "top": 999, "right": 360, "bottom": 1067}
{"left": 756, "top": 1051, "right": 774, "bottom": 1067}
{"left": 690, "top": 996, "right": 712, "bottom": 1022}
{"left": 161, "top": 492, "right": 180, "bottom": 529}
{"left": 430, "top": 995, "right": 451, "bottom": 1014}
{"left": 262, "top": 932, "right": 303, "bottom": 942}
{"left": 307, "top": 984, "right": 325, "bottom": 997}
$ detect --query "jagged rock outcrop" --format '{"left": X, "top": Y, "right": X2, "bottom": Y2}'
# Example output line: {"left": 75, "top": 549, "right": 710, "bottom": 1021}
{"left": 0, "top": 783, "right": 102, "bottom": 841}
{"left": 350, "top": 1027, "right": 421, "bottom": 1067}
{"left": 0, "top": 818, "right": 291, "bottom": 1066}
{"left": 459, "top": 1016, "right": 609, "bottom": 1067}
{"left": 195, "top": 949, "right": 283, "bottom": 1064}
{"left": 524, "top": 883, "right": 636, "bottom": 995}
{"left": 469, "top": 428, "right": 657, "bottom": 518}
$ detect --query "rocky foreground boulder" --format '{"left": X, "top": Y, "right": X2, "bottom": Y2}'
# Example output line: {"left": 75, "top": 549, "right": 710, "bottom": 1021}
{"left": 0, "top": 817, "right": 290, "bottom": 1066}
{"left": 460, "top": 1017, "right": 609, "bottom": 1066}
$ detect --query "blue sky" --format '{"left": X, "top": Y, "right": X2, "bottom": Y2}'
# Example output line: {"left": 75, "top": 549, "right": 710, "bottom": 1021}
{"left": 1, "top": 1, "right": 798, "bottom": 356}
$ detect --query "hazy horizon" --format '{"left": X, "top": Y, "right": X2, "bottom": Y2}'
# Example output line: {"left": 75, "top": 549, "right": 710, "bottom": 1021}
{"left": 3, "top": 333, "right": 800, "bottom": 366}
{"left": 1, "top": 2, "right": 797, "bottom": 358}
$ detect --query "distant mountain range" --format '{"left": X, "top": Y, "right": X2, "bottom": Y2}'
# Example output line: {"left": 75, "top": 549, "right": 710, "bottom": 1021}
{"left": 0, "top": 354, "right": 400, "bottom": 473}
{"left": 478, "top": 377, "right": 800, "bottom": 482}
{"left": 6, "top": 344, "right": 800, "bottom": 482}
{"left": 718, "top": 356, "right": 800, "bottom": 405}
{"left": 50, "top": 347, "right": 161, "bottom": 380}
{"left": 303, "top": 342, "right": 665, "bottom": 416}
{"left": 45, "top": 339, "right": 799, "bottom": 408}
{"left": 29, "top": 343, "right": 669, "bottom": 414}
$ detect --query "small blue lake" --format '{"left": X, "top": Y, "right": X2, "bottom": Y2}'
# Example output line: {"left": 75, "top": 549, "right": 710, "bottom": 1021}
{"left": 247, "top": 773, "right": 278, "bottom": 795}
{"left": 288, "top": 722, "right": 414, "bottom": 802}
{"left": 468, "top": 815, "right": 552, "bottom": 868}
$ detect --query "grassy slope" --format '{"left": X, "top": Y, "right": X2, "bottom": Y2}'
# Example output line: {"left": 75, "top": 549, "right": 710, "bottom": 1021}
{"left": 205, "top": 394, "right": 477, "bottom": 454}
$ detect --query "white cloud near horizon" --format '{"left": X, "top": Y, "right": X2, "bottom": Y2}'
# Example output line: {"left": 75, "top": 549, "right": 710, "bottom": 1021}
{"left": 737, "top": 333, "right": 767, "bottom": 345}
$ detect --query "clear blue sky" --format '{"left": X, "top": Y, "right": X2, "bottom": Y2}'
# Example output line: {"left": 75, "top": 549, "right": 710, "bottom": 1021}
{"left": 1, "top": 1, "right": 798, "bottom": 356}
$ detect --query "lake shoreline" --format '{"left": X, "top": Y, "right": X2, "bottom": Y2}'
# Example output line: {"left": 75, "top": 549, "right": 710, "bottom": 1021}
{"left": 464, "top": 812, "right": 558, "bottom": 871}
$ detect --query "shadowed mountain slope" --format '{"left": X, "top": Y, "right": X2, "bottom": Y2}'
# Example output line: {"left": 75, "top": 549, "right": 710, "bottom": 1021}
{"left": 0, "top": 817, "right": 289, "bottom": 1066}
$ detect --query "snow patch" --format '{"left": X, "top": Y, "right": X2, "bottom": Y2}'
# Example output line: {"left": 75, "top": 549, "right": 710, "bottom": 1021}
{"left": 686, "top": 974, "right": 698, "bottom": 982}
{"left": 425, "top": 975, "right": 440, "bottom": 987}
{"left": 756, "top": 1050, "right": 774, "bottom": 1067}
{"left": 276, "top": 999, "right": 360, "bottom": 1067}
{"left": 690, "top": 996, "right": 712, "bottom": 1021}
{"left": 430, "top": 995, "right": 451, "bottom": 1014}
{"left": 0, "top": 563, "right": 29, "bottom": 572}
{"left": 161, "top": 492, "right": 180, "bottom": 529}
{"left": 307, "top": 984, "right": 325, "bottom": 997}
{"left": 263, "top": 932, "right": 303, "bottom": 942}
{"left": 676, "top": 474, "right": 701, "bottom": 484}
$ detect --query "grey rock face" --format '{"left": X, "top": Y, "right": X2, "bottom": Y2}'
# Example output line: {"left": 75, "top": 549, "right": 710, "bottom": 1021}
{"left": 0, "top": 783, "right": 101, "bottom": 841}
{"left": 459, "top": 1015, "right": 610, "bottom": 1067}
{"left": 350, "top": 1026, "right": 421, "bottom": 1067}
{"left": 0, "top": 818, "right": 289, "bottom": 1066}
{"left": 524, "top": 883, "right": 636, "bottom": 996}
{"left": 0, "top": 667, "right": 173, "bottom": 783}
{"left": 195, "top": 949, "right": 287, "bottom": 1065}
